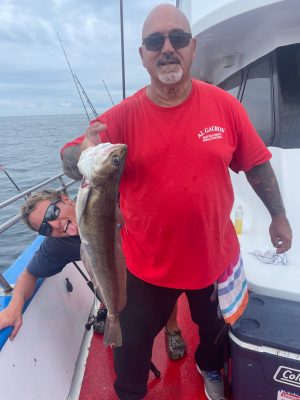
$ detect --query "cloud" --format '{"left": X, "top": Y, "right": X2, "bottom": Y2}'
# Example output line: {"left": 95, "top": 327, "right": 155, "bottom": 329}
{"left": 0, "top": 0, "right": 176, "bottom": 117}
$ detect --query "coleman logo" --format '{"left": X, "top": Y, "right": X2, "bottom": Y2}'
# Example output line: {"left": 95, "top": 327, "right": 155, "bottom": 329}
{"left": 274, "top": 366, "right": 300, "bottom": 389}
{"left": 197, "top": 125, "right": 225, "bottom": 142}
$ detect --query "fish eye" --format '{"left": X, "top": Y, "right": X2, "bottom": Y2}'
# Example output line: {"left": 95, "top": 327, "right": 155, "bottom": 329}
{"left": 112, "top": 155, "right": 120, "bottom": 166}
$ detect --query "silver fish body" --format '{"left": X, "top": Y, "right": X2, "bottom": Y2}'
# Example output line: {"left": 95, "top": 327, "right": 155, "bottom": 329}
{"left": 76, "top": 143, "right": 128, "bottom": 347}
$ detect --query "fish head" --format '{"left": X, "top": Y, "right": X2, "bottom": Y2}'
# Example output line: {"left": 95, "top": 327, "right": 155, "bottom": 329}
{"left": 78, "top": 143, "right": 127, "bottom": 185}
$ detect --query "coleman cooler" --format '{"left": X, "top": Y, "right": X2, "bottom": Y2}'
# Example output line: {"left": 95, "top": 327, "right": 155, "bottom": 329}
{"left": 229, "top": 292, "right": 300, "bottom": 400}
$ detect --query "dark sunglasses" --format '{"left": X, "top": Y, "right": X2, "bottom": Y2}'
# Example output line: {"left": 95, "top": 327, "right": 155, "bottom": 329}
{"left": 38, "top": 200, "right": 60, "bottom": 236}
{"left": 142, "top": 31, "right": 192, "bottom": 52}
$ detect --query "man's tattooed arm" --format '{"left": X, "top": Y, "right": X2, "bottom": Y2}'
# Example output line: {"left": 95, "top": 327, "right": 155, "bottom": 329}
{"left": 62, "top": 145, "right": 83, "bottom": 181}
{"left": 245, "top": 161, "right": 284, "bottom": 216}
{"left": 245, "top": 161, "right": 292, "bottom": 253}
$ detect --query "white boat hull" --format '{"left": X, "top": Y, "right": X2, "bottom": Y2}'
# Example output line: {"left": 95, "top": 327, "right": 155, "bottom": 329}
{"left": 0, "top": 261, "right": 95, "bottom": 400}
{"left": 231, "top": 147, "right": 300, "bottom": 302}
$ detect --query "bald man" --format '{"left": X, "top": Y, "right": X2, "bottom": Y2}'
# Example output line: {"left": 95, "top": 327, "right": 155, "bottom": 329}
{"left": 61, "top": 4, "right": 292, "bottom": 400}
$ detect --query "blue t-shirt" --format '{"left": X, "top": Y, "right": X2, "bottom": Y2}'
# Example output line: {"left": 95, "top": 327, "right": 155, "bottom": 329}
{"left": 27, "top": 236, "right": 81, "bottom": 278}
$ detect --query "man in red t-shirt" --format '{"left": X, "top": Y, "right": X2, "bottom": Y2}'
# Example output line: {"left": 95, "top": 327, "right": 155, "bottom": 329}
{"left": 61, "top": 5, "right": 292, "bottom": 400}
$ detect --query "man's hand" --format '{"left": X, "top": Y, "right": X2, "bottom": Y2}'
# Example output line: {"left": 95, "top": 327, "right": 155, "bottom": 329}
{"left": 0, "top": 306, "right": 23, "bottom": 341}
{"left": 0, "top": 270, "right": 37, "bottom": 341}
{"left": 269, "top": 213, "right": 292, "bottom": 254}
{"left": 62, "top": 121, "right": 108, "bottom": 180}
{"left": 81, "top": 122, "right": 107, "bottom": 152}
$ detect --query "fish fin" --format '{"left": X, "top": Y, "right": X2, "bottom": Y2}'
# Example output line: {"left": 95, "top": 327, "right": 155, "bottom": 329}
{"left": 103, "top": 314, "right": 122, "bottom": 347}
{"left": 77, "top": 184, "right": 92, "bottom": 225}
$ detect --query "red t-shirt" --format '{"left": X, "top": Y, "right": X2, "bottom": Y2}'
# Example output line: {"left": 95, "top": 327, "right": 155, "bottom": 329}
{"left": 62, "top": 80, "right": 271, "bottom": 289}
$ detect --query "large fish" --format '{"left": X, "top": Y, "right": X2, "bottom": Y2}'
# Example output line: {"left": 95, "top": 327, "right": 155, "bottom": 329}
{"left": 76, "top": 142, "right": 128, "bottom": 347}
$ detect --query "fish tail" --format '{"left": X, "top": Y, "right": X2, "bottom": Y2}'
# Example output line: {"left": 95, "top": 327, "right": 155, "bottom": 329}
{"left": 103, "top": 314, "right": 122, "bottom": 347}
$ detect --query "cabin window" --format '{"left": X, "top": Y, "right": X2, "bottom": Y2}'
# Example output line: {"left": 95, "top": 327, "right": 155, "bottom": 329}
{"left": 240, "top": 59, "right": 273, "bottom": 145}
{"left": 222, "top": 73, "right": 242, "bottom": 98}
{"left": 277, "top": 44, "right": 300, "bottom": 148}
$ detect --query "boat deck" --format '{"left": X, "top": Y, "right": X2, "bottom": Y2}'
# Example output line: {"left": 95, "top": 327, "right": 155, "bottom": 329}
{"left": 79, "top": 295, "right": 210, "bottom": 399}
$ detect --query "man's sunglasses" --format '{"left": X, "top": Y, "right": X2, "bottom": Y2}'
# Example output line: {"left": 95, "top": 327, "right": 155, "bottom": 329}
{"left": 38, "top": 200, "right": 60, "bottom": 236}
{"left": 142, "top": 31, "right": 192, "bottom": 52}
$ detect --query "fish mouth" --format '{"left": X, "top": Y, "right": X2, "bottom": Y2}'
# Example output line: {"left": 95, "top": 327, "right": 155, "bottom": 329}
{"left": 63, "top": 220, "right": 71, "bottom": 233}
{"left": 113, "top": 145, "right": 127, "bottom": 201}
{"left": 113, "top": 144, "right": 128, "bottom": 158}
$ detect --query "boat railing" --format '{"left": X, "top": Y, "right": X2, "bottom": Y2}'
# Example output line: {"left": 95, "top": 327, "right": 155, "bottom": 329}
{"left": 0, "top": 172, "right": 78, "bottom": 291}
{"left": 0, "top": 172, "right": 77, "bottom": 235}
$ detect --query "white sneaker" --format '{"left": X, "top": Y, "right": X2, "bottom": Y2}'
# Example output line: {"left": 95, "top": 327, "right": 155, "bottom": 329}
{"left": 197, "top": 365, "right": 225, "bottom": 400}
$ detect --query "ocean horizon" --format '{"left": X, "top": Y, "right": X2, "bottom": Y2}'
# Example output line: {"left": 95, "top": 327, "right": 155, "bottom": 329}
{"left": 0, "top": 113, "right": 87, "bottom": 119}
{"left": 0, "top": 114, "right": 88, "bottom": 273}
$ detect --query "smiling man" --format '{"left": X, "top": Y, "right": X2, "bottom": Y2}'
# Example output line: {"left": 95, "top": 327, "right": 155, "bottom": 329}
{"left": 0, "top": 190, "right": 185, "bottom": 361}
{"left": 0, "top": 190, "right": 107, "bottom": 340}
{"left": 60, "top": 4, "right": 292, "bottom": 400}
{"left": 24, "top": 190, "right": 79, "bottom": 237}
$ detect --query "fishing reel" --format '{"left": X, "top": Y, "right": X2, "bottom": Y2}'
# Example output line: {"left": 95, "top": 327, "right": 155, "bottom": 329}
{"left": 85, "top": 314, "right": 97, "bottom": 331}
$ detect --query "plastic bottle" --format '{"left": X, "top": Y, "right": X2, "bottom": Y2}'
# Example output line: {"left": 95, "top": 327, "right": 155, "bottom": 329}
{"left": 234, "top": 205, "right": 243, "bottom": 235}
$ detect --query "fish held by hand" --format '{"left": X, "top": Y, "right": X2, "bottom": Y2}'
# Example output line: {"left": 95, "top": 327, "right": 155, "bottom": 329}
{"left": 76, "top": 142, "right": 128, "bottom": 347}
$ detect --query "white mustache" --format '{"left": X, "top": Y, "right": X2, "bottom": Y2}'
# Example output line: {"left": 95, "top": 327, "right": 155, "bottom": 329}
{"left": 157, "top": 54, "right": 180, "bottom": 66}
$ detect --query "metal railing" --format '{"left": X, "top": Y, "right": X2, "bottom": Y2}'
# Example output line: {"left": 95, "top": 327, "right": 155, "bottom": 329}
{"left": 0, "top": 173, "right": 78, "bottom": 290}
{"left": 0, "top": 173, "right": 77, "bottom": 235}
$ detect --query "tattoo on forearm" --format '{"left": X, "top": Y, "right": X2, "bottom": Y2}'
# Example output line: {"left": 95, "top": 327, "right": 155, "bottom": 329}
{"left": 245, "top": 161, "right": 285, "bottom": 216}
{"left": 62, "top": 145, "right": 83, "bottom": 181}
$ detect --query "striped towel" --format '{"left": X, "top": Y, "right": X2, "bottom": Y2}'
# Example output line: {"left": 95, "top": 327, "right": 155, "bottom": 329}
{"left": 217, "top": 253, "right": 248, "bottom": 325}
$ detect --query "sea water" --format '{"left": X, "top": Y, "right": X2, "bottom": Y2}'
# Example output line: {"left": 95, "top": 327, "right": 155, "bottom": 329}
{"left": 0, "top": 114, "right": 89, "bottom": 273}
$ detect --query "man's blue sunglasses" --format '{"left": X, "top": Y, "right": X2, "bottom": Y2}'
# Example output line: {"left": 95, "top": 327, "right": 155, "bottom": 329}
{"left": 38, "top": 200, "right": 60, "bottom": 236}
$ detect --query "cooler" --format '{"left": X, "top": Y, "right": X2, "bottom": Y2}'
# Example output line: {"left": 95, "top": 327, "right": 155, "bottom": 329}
{"left": 229, "top": 292, "right": 300, "bottom": 400}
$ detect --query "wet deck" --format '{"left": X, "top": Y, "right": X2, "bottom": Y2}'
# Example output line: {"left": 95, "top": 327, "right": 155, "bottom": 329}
{"left": 79, "top": 295, "right": 209, "bottom": 399}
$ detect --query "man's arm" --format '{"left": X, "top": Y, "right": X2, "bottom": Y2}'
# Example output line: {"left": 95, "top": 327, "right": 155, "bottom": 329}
{"left": 245, "top": 160, "right": 292, "bottom": 253}
{"left": 62, "top": 145, "right": 83, "bottom": 180}
{"left": 62, "top": 122, "right": 106, "bottom": 180}
{"left": 0, "top": 270, "right": 38, "bottom": 340}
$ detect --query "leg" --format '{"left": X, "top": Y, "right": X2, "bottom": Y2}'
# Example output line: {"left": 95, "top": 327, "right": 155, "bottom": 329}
{"left": 186, "top": 285, "right": 227, "bottom": 371}
{"left": 114, "top": 270, "right": 181, "bottom": 400}
{"left": 166, "top": 301, "right": 179, "bottom": 331}
{"left": 186, "top": 285, "right": 227, "bottom": 400}
{"left": 165, "top": 297, "right": 187, "bottom": 360}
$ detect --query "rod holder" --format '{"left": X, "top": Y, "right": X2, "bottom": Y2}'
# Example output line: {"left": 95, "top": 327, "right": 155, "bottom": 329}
{"left": 0, "top": 274, "right": 13, "bottom": 293}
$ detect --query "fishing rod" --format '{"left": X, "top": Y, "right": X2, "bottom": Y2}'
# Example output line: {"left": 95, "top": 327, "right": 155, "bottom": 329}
{"left": 0, "top": 165, "right": 22, "bottom": 193}
{"left": 57, "top": 33, "right": 112, "bottom": 121}
{"left": 72, "top": 261, "right": 101, "bottom": 302}
{"left": 119, "top": 0, "right": 126, "bottom": 99}
{"left": 102, "top": 80, "right": 115, "bottom": 106}
{"left": 57, "top": 32, "right": 91, "bottom": 122}
{"left": 0, "top": 169, "right": 102, "bottom": 302}
{"left": 74, "top": 75, "right": 98, "bottom": 118}
{"left": 57, "top": 18, "right": 160, "bottom": 378}
{"left": 71, "top": 260, "right": 112, "bottom": 333}
{"left": 0, "top": 166, "right": 26, "bottom": 293}
{"left": 57, "top": 34, "right": 115, "bottom": 143}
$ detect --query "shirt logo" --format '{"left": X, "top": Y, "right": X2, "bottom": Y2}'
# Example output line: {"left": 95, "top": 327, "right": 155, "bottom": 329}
{"left": 274, "top": 366, "right": 300, "bottom": 389}
{"left": 197, "top": 125, "right": 225, "bottom": 142}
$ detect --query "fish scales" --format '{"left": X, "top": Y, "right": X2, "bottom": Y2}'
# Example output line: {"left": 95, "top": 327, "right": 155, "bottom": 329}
{"left": 76, "top": 143, "right": 128, "bottom": 347}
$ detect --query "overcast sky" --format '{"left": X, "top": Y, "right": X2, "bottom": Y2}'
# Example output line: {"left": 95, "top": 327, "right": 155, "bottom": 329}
{"left": 0, "top": 0, "right": 176, "bottom": 117}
